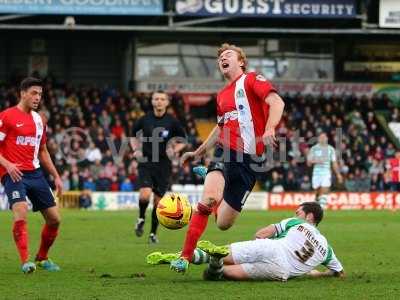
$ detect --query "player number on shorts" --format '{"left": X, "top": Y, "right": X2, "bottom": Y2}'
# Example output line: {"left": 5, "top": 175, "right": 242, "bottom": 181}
{"left": 294, "top": 240, "right": 315, "bottom": 263}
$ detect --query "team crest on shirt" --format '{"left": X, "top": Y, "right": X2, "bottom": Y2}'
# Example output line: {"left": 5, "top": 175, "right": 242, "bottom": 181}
{"left": 12, "top": 191, "right": 20, "bottom": 199}
{"left": 256, "top": 74, "right": 267, "bottom": 82}
{"left": 0, "top": 120, "right": 2, "bottom": 127}
{"left": 236, "top": 89, "right": 245, "bottom": 99}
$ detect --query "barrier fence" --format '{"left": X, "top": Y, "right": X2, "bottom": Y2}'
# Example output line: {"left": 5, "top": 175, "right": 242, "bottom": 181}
{"left": 87, "top": 191, "right": 400, "bottom": 211}
{"left": 1, "top": 189, "right": 399, "bottom": 211}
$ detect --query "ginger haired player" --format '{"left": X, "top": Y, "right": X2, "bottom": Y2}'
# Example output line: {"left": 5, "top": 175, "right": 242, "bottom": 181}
{"left": 169, "top": 43, "right": 285, "bottom": 273}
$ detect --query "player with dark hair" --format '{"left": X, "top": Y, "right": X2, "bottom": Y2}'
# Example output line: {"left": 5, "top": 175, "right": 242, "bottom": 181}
{"left": 0, "top": 77, "right": 63, "bottom": 273}
{"left": 131, "top": 91, "right": 186, "bottom": 243}
{"left": 170, "top": 43, "right": 285, "bottom": 273}
{"left": 200, "top": 201, "right": 344, "bottom": 281}
{"left": 150, "top": 202, "right": 344, "bottom": 281}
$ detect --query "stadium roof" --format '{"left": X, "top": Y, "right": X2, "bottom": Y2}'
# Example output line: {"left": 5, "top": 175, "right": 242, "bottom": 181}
{"left": 0, "top": 0, "right": 398, "bottom": 35}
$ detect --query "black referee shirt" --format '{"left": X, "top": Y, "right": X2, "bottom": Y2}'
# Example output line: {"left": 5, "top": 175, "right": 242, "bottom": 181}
{"left": 132, "top": 111, "right": 186, "bottom": 162}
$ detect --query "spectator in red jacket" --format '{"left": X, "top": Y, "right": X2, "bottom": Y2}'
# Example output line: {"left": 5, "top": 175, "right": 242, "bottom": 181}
{"left": 386, "top": 151, "right": 400, "bottom": 191}
{"left": 111, "top": 118, "right": 125, "bottom": 140}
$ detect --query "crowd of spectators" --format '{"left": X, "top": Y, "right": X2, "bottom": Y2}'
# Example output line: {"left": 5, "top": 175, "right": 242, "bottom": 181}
{"left": 1, "top": 76, "right": 399, "bottom": 193}
{"left": 264, "top": 93, "right": 399, "bottom": 192}
{"left": 0, "top": 77, "right": 203, "bottom": 193}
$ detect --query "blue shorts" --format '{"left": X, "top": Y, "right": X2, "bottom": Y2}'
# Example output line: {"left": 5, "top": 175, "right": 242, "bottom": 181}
{"left": 1, "top": 168, "right": 56, "bottom": 212}
{"left": 207, "top": 147, "right": 265, "bottom": 212}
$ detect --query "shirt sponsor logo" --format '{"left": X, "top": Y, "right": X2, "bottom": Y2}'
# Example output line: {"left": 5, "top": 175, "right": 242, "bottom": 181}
{"left": 16, "top": 123, "right": 24, "bottom": 128}
{"left": 217, "top": 110, "right": 239, "bottom": 125}
{"left": 16, "top": 136, "right": 41, "bottom": 146}
{"left": 175, "top": 0, "right": 356, "bottom": 18}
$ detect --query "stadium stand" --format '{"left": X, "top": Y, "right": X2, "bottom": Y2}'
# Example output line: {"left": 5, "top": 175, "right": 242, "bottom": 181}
{"left": 0, "top": 77, "right": 204, "bottom": 193}
{"left": 0, "top": 77, "right": 399, "bottom": 193}
{"left": 265, "top": 93, "right": 397, "bottom": 192}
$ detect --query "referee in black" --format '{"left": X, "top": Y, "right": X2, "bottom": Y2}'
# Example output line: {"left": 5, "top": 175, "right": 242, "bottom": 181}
{"left": 131, "top": 91, "right": 186, "bottom": 243}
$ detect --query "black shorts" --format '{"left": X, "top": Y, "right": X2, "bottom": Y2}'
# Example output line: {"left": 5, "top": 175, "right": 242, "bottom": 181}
{"left": 137, "top": 161, "right": 171, "bottom": 197}
{"left": 207, "top": 147, "right": 265, "bottom": 212}
{"left": 2, "top": 168, "right": 56, "bottom": 212}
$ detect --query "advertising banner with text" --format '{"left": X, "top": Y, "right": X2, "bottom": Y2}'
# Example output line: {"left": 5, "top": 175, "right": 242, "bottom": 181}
{"left": 2, "top": 190, "right": 398, "bottom": 211}
{"left": 380, "top": 0, "right": 400, "bottom": 28}
{"left": 175, "top": 0, "right": 356, "bottom": 18}
{"left": 90, "top": 190, "right": 267, "bottom": 210}
{"left": 0, "top": 0, "right": 163, "bottom": 15}
{"left": 267, "top": 192, "right": 400, "bottom": 210}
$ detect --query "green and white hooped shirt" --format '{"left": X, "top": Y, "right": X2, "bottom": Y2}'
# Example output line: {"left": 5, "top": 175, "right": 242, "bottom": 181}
{"left": 308, "top": 144, "right": 336, "bottom": 179}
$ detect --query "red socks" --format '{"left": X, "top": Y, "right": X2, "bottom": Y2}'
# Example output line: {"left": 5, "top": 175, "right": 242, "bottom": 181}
{"left": 13, "top": 220, "right": 29, "bottom": 263}
{"left": 36, "top": 224, "right": 59, "bottom": 261}
{"left": 13, "top": 221, "right": 59, "bottom": 263}
{"left": 181, "top": 203, "right": 213, "bottom": 261}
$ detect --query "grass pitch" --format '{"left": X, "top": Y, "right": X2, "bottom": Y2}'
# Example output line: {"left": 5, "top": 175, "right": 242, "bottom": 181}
{"left": 0, "top": 210, "right": 399, "bottom": 299}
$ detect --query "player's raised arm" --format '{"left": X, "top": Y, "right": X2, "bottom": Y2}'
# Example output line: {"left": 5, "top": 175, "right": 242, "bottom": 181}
{"left": 263, "top": 92, "right": 285, "bottom": 147}
{"left": 180, "top": 125, "right": 220, "bottom": 166}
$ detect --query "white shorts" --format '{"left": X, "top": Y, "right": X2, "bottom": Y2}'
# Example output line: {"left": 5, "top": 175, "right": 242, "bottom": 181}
{"left": 312, "top": 175, "right": 331, "bottom": 189}
{"left": 231, "top": 239, "right": 290, "bottom": 281}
